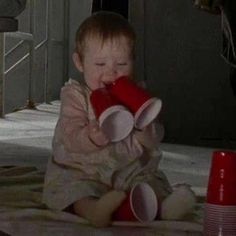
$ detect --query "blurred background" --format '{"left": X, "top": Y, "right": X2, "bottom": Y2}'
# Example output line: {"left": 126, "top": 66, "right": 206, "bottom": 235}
{"left": 1, "top": 0, "right": 235, "bottom": 149}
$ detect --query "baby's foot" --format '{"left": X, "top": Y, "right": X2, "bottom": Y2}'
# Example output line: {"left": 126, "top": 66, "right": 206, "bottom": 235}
{"left": 161, "top": 184, "right": 196, "bottom": 220}
{"left": 88, "top": 190, "right": 126, "bottom": 227}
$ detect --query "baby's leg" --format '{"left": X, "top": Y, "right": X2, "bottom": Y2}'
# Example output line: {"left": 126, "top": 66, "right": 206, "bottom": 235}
{"left": 73, "top": 190, "right": 126, "bottom": 227}
{"left": 161, "top": 184, "right": 196, "bottom": 220}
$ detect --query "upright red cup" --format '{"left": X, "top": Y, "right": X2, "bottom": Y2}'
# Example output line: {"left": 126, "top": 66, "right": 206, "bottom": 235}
{"left": 113, "top": 183, "right": 158, "bottom": 222}
{"left": 206, "top": 150, "right": 236, "bottom": 205}
{"left": 204, "top": 150, "right": 236, "bottom": 235}
{"left": 90, "top": 88, "right": 134, "bottom": 142}
{"left": 107, "top": 76, "right": 162, "bottom": 130}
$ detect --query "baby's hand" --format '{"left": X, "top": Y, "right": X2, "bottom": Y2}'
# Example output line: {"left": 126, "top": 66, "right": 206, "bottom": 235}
{"left": 134, "top": 125, "right": 154, "bottom": 149}
{"left": 88, "top": 120, "right": 109, "bottom": 147}
{"left": 135, "top": 122, "right": 164, "bottom": 149}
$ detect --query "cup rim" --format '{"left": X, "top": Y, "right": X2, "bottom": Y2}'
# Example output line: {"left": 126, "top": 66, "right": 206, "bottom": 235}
{"left": 99, "top": 105, "right": 134, "bottom": 142}
{"left": 134, "top": 97, "right": 162, "bottom": 129}
{"left": 129, "top": 182, "right": 158, "bottom": 222}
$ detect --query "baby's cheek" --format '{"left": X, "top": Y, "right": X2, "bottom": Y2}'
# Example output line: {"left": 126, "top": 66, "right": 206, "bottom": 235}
{"left": 86, "top": 78, "right": 100, "bottom": 90}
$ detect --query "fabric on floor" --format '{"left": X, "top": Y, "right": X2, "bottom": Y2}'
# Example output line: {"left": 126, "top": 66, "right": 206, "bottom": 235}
{"left": 0, "top": 166, "right": 203, "bottom": 236}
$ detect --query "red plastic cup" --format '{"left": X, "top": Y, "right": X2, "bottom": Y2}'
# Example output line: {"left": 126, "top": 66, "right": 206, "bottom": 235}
{"left": 113, "top": 183, "right": 158, "bottom": 222}
{"left": 107, "top": 76, "right": 162, "bottom": 130}
{"left": 206, "top": 150, "right": 236, "bottom": 205}
{"left": 90, "top": 88, "right": 134, "bottom": 142}
{"left": 204, "top": 151, "right": 236, "bottom": 235}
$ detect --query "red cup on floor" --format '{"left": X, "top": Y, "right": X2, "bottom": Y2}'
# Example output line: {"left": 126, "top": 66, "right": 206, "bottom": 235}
{"left": 90, "top": 88, "right": 134, "bottom": 142}
{"left": 206, "top": 150, "right": 236, "bottom": 205}
{"left": 204, "top": 150, "right": 236, "bottom": 235}
{"left": 107, "top": 76, "right": 162, "bottom": 130}
{"left": 113, "top": 183, "right": 158, "bottom": 222}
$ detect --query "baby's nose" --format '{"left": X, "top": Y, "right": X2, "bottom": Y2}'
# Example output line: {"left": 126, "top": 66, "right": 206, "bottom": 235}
{"left": 106, "top": 66, "right": 117, "bottom": 76}
{"left": 103, "top": 69, "right": 117, "bottom": 83}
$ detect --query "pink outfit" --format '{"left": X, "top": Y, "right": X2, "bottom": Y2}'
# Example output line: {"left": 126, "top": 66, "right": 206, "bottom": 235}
{"left": 43, "top": 79, "right": 172, "bottom": 210}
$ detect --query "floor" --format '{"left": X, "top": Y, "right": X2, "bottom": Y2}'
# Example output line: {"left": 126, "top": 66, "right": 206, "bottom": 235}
{"left": 0, "top": 101, "right": 215, "bottom": 190}
{"left": 0, "top": 101, "right": 223, "bottom": 235}
{"left": 0, "top": 101, "right": 59, "bottom": 171}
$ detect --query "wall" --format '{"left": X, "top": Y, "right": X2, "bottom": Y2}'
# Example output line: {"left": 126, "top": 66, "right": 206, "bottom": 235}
{"left": 130, "top": 0, "right": 236, "bottom": 148}
{"left": 68, "top": 0, "right": 92, "bottom": 80}
{"left": 5, "top": 0, "right": 66, "bottom": 112}
{"left": 4, "top": 0, "right": 92, "bottom": 113}
{"left": 4, "top": 0, "right": 236, "bottom": 148}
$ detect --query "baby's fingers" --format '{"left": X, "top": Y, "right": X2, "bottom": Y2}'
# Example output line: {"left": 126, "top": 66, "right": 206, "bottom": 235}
{"left": 88, "top": 120, "right": 100, "bottom": 133}
{"left": 88, "top": 120, "right": 109, "bottom": 146}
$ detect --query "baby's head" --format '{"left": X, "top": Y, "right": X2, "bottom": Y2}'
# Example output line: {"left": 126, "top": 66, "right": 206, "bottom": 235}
{"left": 73, "top": 11, "right": 136, "bottom": 90}
{"left": 75, "top": 11, "right": 136, "bottom": 62}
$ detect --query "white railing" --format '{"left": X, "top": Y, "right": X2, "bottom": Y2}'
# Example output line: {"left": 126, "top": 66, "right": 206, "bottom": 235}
{"left": 0, "top": 0, "right": 36, "bottom": 117}
{"left": 0, "top": 0, "right": 69, "bottom": 118}
{"left": 0, "top": 33, "right": 5, "bottom": 117}
{"left": 0, "top": 0, "right": 54, "bottom": 118}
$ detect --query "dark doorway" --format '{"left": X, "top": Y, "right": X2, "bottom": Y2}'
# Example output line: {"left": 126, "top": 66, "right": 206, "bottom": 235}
{"left": 92, "top": 0, "right": 129, "bottom": 19}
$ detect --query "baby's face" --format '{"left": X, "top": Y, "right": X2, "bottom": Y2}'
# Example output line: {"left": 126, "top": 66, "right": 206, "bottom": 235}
{"left": 79, "top": 36, "right": 133, "bottom": 90}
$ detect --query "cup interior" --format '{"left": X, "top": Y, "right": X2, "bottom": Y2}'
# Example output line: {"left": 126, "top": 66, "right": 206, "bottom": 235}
{"left": 99, "top": 105, "right": 134, "bottom": 142}
{"left": 130, "top": 183, "right": 158, "bottom": 222}
{"left": 135, "top": 98, "right": 162, "bottom": 129}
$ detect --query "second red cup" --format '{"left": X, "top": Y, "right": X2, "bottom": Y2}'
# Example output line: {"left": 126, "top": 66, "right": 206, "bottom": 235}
{"left": 107, "top": 76, "right": 162, "bottom": 130}
{"left": 204, "top": 150, "right": 236, "bottom": 235}
{"left": 113, "top": 182, "right": 158, "bottom": 222}
{"left": 206, "top": 150, "right": 236, "bottom": 205}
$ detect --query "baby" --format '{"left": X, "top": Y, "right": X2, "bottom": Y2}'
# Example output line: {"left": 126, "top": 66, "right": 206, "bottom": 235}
{"left": 43, "top": 11, "right": 196, "bottom": 227}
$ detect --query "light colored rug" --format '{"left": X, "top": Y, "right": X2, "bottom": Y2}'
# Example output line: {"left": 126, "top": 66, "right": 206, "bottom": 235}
{"left": 0, "top": 166, "right": 204, "bottom": 236}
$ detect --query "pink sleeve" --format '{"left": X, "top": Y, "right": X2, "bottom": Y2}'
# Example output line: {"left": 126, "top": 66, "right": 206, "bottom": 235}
{"left": 57, "top": 82, "right": 102, "bottom": 154}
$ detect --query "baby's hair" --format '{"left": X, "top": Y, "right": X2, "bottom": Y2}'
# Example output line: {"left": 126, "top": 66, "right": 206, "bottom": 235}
{"left": 75, "top": 11, "right": 136, "bottom": 61}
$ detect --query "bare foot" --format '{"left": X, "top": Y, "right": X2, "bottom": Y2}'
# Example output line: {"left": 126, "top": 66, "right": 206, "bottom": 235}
{"left": 161, "top": 184, "right": 196, "bottom": 220}
{"left": 88, "top": 190, "right": 126, "bottom": 227}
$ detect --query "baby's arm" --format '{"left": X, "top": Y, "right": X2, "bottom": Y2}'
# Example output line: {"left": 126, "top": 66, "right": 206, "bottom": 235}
{"left": 59, "top": 82, "right": 109, "bottom": 154}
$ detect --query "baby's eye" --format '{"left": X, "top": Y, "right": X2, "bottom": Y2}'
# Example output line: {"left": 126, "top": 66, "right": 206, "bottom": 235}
{"left": 95, "top": 63, "right": 105, "bottom": 66}
{"left": 117, "top": 63, "right": 127, "bottom": 66}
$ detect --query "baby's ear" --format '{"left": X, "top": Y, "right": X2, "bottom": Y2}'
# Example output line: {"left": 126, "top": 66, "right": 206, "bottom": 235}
{"left": 72, "top": 52, "right": 83, "bottom": 72}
